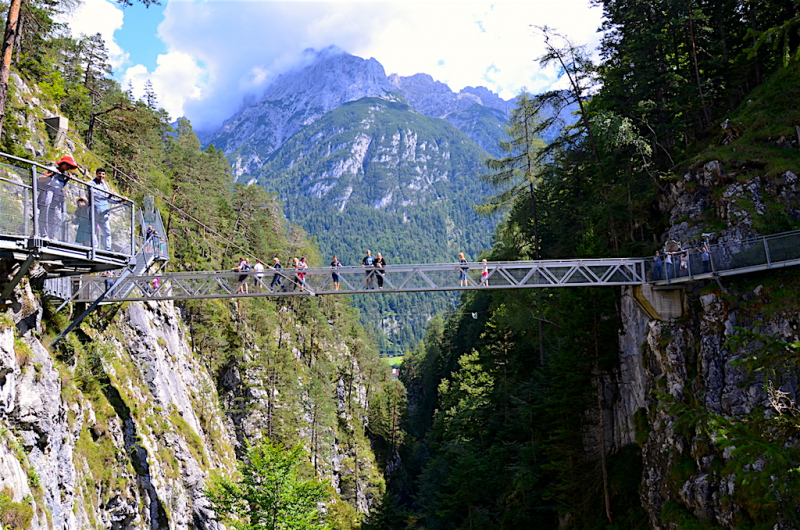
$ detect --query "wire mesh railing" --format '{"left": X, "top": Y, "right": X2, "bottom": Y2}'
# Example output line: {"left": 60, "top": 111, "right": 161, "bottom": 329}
{"left": 0, "top": 152, "right": 136, "bottom": 258}
{"left": 646, "top": 230, "right": 800, "bottom": 282}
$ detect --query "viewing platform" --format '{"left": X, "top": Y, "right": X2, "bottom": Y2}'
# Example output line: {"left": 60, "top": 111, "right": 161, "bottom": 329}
{"left": 0, "top": 152, "right": 168, "bottom": 304}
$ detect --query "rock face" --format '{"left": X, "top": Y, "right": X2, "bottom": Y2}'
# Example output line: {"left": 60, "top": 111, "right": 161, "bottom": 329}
{"left": 0, "top": 275, "right": 234, "bottom": 529}
{"left": 0, "top": 269, "right": 385, "bottom": 528}
{"left": 202, "top": 47, "right": 513, "bottom": 178}
{"left": 604, "top": 162, "right": 800, "bottom": 528}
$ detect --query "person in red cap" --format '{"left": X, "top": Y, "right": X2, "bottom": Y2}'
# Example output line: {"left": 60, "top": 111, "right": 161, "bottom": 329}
{"left": 37, "top": 155, "right": 78, "bottom": 240}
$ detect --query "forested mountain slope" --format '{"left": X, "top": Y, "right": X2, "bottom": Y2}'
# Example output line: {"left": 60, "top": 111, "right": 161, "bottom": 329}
{"left": 202, "top": 48, "right": 511, "bottom": 352}
{"left": 376, "top": 3, "right": 800, "bottom": 529}
{"left": 255, "top": 97, "right": 496, "bottom": 350}
{"left": 0, "top": 18, "right": 401, "bottom": 529}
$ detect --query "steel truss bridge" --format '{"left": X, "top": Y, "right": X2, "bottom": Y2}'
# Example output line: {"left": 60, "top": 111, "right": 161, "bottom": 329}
{"left": 72, "top": 258, "right": 649, "bottom": 302}
{"left": 67, "top": 228, "right": 800, "bottom": 303}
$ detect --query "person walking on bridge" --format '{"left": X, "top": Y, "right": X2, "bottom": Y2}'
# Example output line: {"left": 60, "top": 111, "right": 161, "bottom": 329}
{"left": 38, "top": 155, "right": 78, "bottom": 240}
{"left": 296, "top": 257, "right": 309, "bottom": 291}
{"left": 362, "top": 250, "right": 374, "bottom": 289}
{"left": 480, "top": 259, "right": 489, "bottom": 286}
{"left": 253, "top": 259, "right": 265, "bottom": 293}
{"left": 373, "top": 252, "right": 387, "bottom": 289}
{"left": 458, "top": 252, "right": 469, "bottom": 287}
{"left": 234, "top": 257, "right": 250, "bottom": 294}
{"left": 653, "top": 250, "right": 663, "bottom": 281}
{"left": 270, "top": 257, "right": 283, "bottom": 291}
{"left": 330, "top": 255, "right": 342, "bottom": 291}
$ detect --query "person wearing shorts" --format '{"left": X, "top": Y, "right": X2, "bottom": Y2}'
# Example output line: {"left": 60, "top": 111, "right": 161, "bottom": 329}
{"left": 480, "top": 259, "right": 489, "bottom": 286}
{"left": 234, "top": 257, "right": 249, "bottom": 293}
{"left": 362, "top": 250, "right": 374, "bottom": 289}
{"left": 330, "top": 255, "right": 342, "bottom": 291}
{"left": 458, "top": 252, "right": 469, "bottom": 286}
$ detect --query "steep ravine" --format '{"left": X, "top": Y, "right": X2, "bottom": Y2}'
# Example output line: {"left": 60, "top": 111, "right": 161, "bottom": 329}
{"left": 0, "top": 271, "right": 385, "bottom": 528}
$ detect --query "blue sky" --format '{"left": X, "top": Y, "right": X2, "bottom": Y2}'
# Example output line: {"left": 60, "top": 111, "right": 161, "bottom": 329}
{"left": 66, "top": 0, "right": 604, "bottom": 132}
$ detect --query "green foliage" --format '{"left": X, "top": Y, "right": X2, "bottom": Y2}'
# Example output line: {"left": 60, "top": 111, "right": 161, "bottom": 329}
{"left": 0, "top": 489, "right": 34, "bottom": 530}
{"left": 206, "top": 440, "right": 329, "bottom": 530}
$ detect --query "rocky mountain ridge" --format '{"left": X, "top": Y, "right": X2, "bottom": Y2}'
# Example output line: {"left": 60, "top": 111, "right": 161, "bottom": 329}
{"left": 202, "top": 46, "right": 514, "bottom": 176}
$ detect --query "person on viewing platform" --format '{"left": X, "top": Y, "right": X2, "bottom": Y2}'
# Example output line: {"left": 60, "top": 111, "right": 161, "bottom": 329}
{"left": 362, "top": 250, "right": 374, "bottom": 289}
{"left": 91, "top": 168, "right": 120, "bottom": 251}
{"left": 480, "top": 259, "right": 489, "bottom": 286}
{"left": 458, "top": 252, "right": 469, "bottom": 286}
{"left": 373, "top": 253, "right": 387, "bottom": 289}
{"left": 253, "top": 259, "right": 265, "bottom": 293}
{"left": 700, "top": 247, "right": 711, "bottom": 273}
{"left": 38, "top": 155, "right": 78, "bottom": 240}
{"left": 680, "top": 252, "right": 689, "bottom": 277}
{"left": 270, "top": 257, "right": 283, "bottom": 291}
{"left": 234, "top": 257, "right": 249, "bottom": 294}
{"left": 653, "top": 250, "right": 663, "bottom": 281}
{"left": 73, "top": 197, "right": 91, "bottom": 247}
{"left": 664, "top": 252, "right": 674, "bottom": 280}
{"left": 330, "top": 255, "right": 342, "bottom": 291}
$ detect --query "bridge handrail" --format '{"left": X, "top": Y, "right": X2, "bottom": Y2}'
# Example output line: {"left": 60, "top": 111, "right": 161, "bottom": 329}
{"left": 0, "top": 152, "right": 133, "bottom": 204}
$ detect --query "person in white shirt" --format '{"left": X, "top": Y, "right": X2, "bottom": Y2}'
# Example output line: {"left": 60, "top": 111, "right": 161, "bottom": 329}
{"left": 253, "top": 259, "right": 265, "bottom": 293}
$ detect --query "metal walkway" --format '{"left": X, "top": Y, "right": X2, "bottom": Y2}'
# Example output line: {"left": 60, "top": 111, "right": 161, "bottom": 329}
{"left": 0, "top": 152, "right": 137, "bottom": 279}
{"left": 69, "top": 228, "right": 800, "bottom": 303}
{"left": 71, "top": 258, "right": 649, "bottom": 302}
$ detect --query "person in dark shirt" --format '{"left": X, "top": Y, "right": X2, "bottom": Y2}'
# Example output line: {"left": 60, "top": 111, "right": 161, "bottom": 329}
{"left": 73, "top": 197, "right": 91, "bottom": 247}
{"left": 373, "top": 253, "right": 387, "bottom": 289}
{"left": 330, "top": 255, "right": 343, "bottom": 291}
{"left": 458, "top": 252, "right": 469, "bottom": 286}
{"left": 362, "top": 250, "right": 374, "bottom": 289}
{"left": 270, "top": 257, "right": 283, "bottom": 291}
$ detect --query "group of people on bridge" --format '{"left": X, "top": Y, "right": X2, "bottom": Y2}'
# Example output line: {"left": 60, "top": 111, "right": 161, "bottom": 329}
{"left": 230, "top": 251, "right": 493, "bottom": 294}
{"left": 653, "top": 245, "right": 711, "bottom": 281}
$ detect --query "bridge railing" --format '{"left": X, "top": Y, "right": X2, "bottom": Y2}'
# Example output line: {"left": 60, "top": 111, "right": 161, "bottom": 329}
{"left": 649, "top": 229, "right": 800, "bottom": 282}
{"left": 0, "top": 152, "right": 135, "bottom": 259}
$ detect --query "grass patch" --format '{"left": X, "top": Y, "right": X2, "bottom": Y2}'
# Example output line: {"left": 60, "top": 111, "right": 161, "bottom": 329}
{"left": 382, "top": 355, "right": 403, "bottom": 368}
{"left": 0, "top": 488, "right": 34, "bottom": 530}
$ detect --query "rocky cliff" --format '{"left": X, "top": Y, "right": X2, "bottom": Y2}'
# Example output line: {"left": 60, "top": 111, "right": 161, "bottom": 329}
{"left": 0, "top": 269, "right": 387, "bottom": 528}
{"left": 202, "top": 47, "right": 513, "bottom": 177}
{"left": 605, "top": 160, "right": 800, "bottom": 528}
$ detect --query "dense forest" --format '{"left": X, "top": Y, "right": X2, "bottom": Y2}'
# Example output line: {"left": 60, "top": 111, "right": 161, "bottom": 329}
{"left": 373, "top": 1, "right": 800, "bottom": 529}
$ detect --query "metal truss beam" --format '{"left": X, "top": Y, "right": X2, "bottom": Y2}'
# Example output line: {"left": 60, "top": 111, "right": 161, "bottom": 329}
{"left": 72, "top": 258, "right": 650, "bottom": 303}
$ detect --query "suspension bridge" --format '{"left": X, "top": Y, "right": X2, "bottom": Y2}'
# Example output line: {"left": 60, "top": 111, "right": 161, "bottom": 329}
{"left": 1, "top": 151, "right": 800, "bottom": 342}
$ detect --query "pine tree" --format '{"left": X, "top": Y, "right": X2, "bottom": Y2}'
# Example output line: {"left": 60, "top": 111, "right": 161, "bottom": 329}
{"left": 479, "top": 92, "right": 545, "bottom": 259}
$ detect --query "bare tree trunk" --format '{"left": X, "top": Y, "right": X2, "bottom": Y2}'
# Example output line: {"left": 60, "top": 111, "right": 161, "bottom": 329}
{"left": 0, "top": 0, "right": 23, "bottom": 138}
{"left": 688, "top": 2, "right": 711, "bottom": 129}
{"left": 593, "top": 315, "right": 612, "bottom": 524}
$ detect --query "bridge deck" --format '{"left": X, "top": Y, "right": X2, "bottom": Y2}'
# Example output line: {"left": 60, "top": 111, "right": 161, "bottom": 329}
{"left": 72, "top": 258, "right": 649, "bottom": 302}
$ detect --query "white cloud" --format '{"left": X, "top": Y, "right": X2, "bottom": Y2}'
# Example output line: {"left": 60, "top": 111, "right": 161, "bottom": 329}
{"left": 122, "top": 52, "right": 205, "bottom": 120}
{"left": 110, "top": 0, "right": 604, "bottom": 131}
{"left": 60, "top": 0, "right": 128, "bottom": 70}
